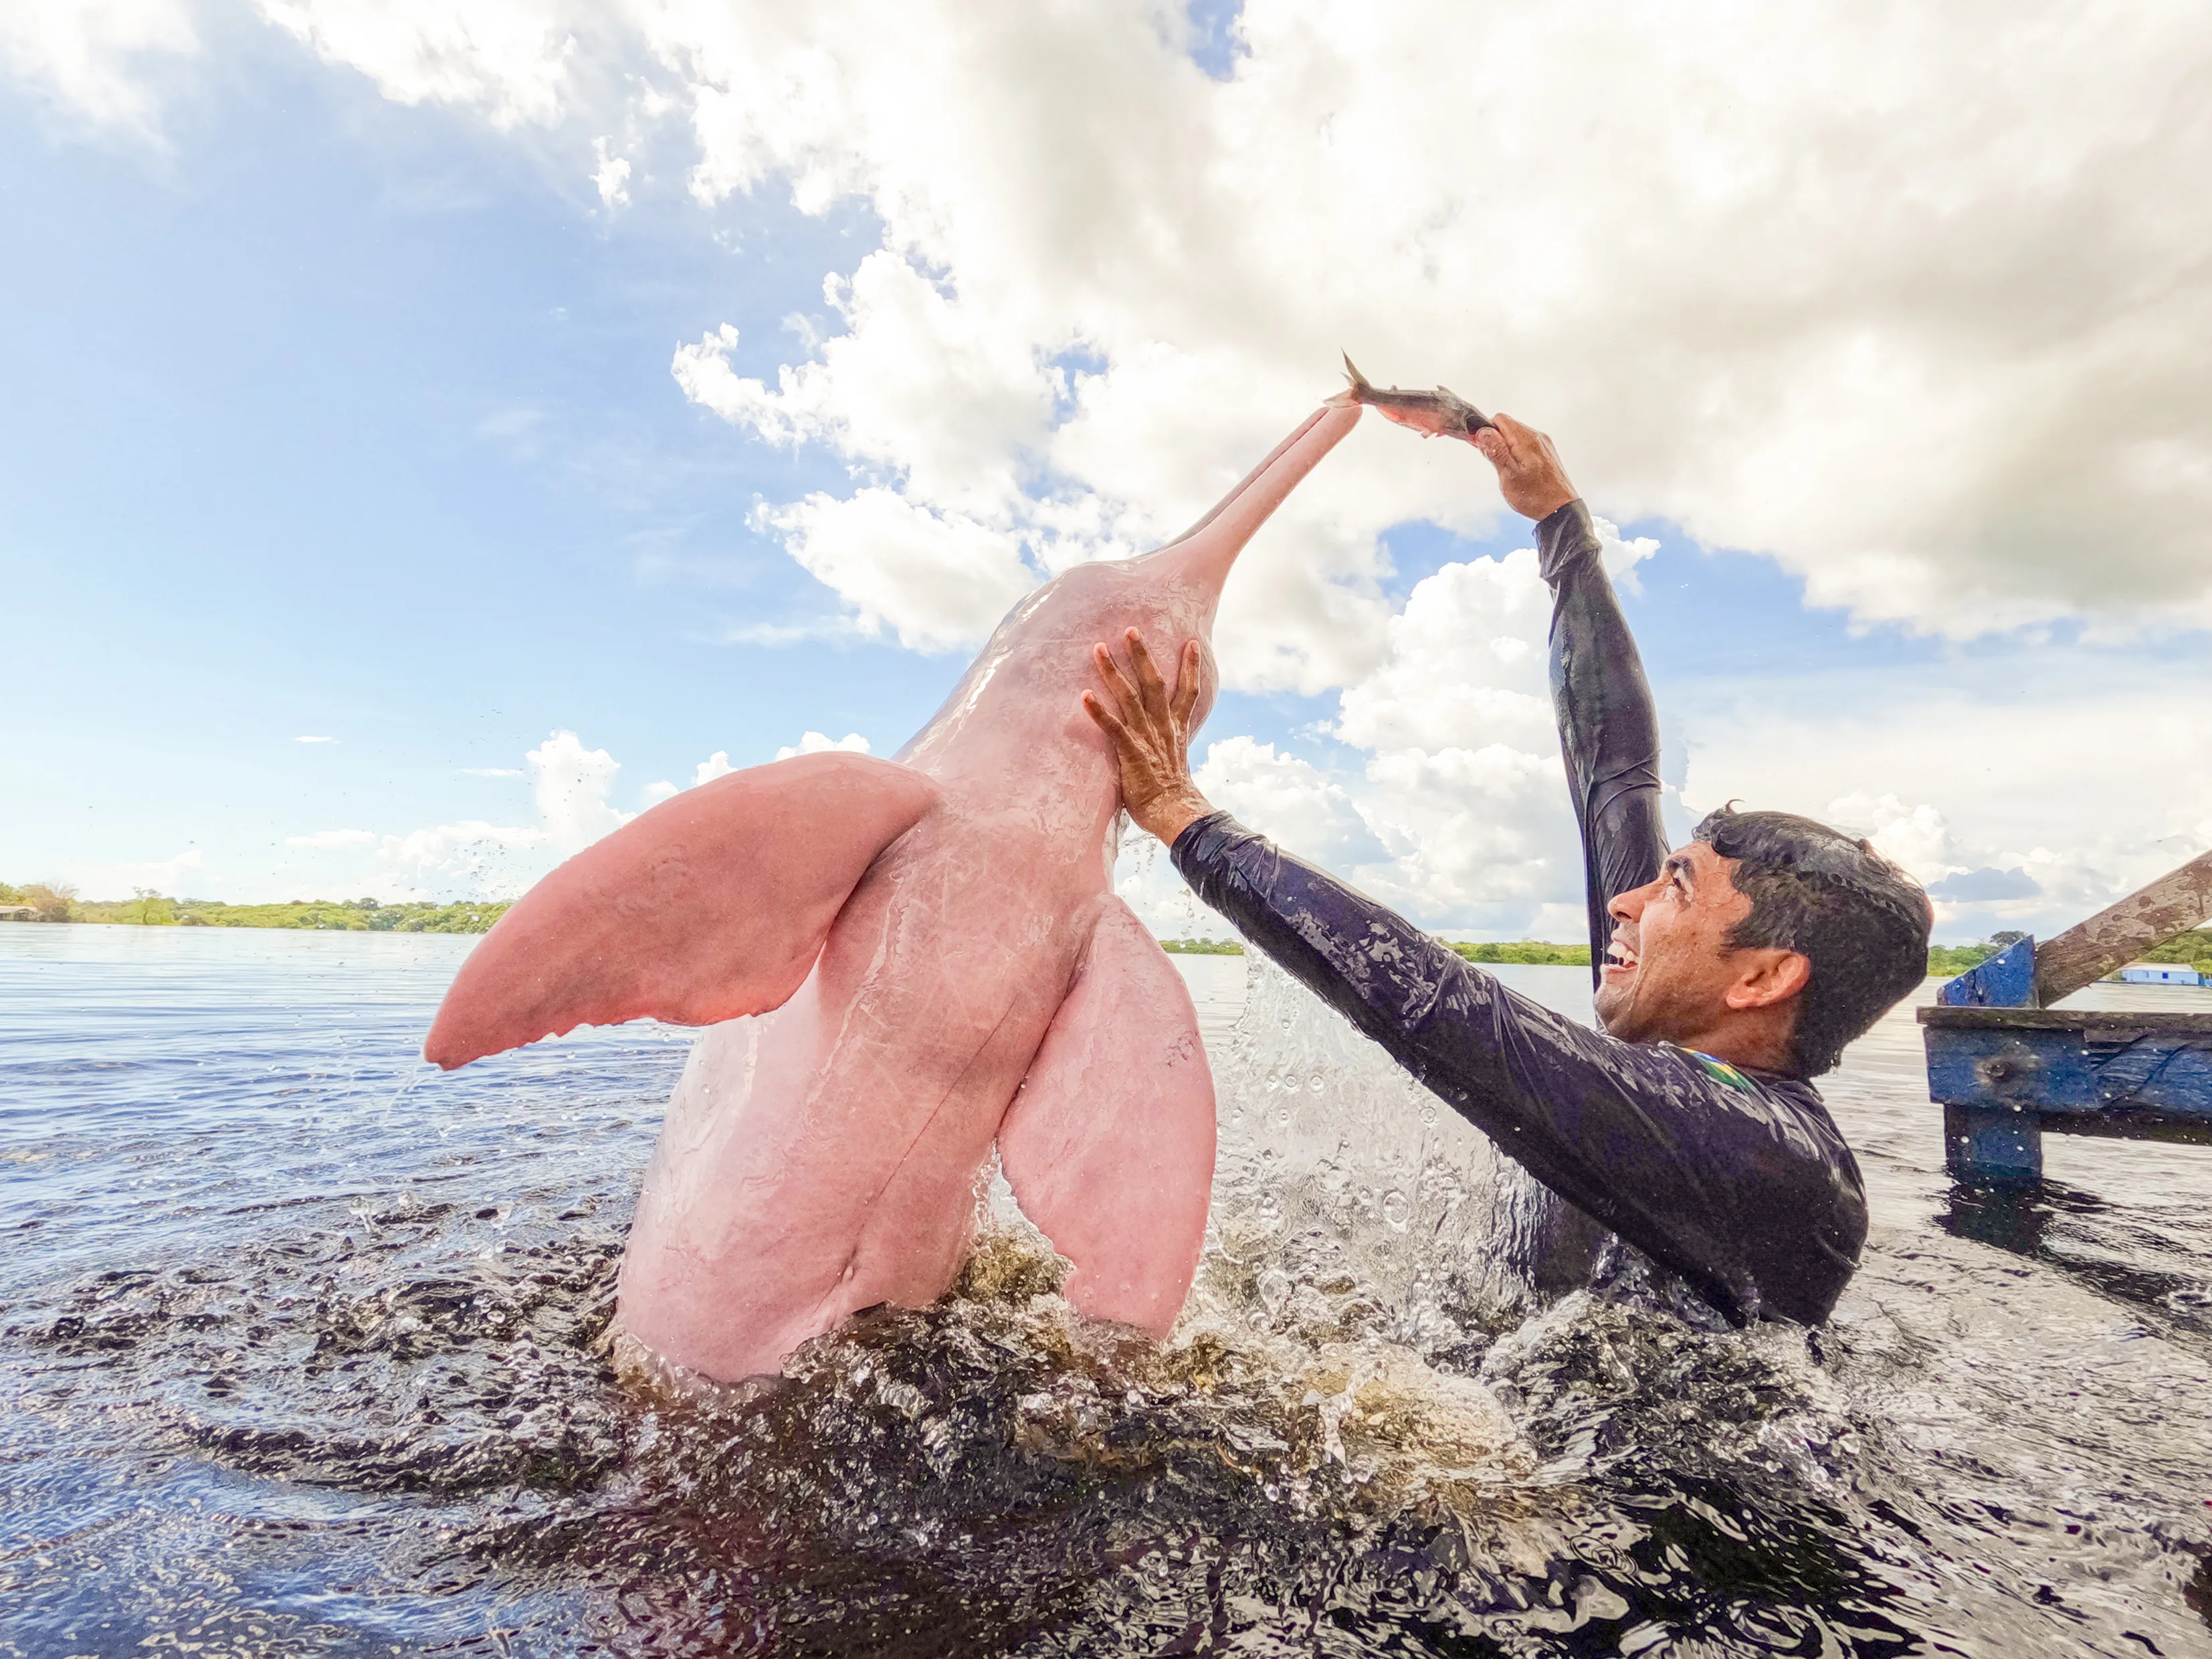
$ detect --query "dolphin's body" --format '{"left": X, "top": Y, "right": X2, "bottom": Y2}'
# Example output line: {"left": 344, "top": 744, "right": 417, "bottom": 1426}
{"left": 426, "top": 398, "right": 1363, "bottom": 1382}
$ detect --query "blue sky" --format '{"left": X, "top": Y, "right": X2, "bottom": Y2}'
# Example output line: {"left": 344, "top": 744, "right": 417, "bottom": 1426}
{"left": 2, "top": 48, "right": 939, "bottom": 868}
{"left": 4, "top": 3, "right": 2209, "bottom": 943}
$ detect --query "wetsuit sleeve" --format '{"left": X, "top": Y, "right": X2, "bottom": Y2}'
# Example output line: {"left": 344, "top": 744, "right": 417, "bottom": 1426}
{"left": 1171, "top": 814, "right": 1868, "bottom": 1325}
{"left": 1538, "top": 500, "right": 1672, "bottom": 987}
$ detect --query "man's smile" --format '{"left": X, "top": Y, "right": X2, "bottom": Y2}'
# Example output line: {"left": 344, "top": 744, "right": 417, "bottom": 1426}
{"left": 1603, "top": 929, "right": 1640, "bottom": 984}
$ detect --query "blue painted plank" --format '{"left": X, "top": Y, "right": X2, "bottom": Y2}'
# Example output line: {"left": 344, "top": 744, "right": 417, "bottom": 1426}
{"left": 1944, "top": 1103, "right": 2042, "bottom": 1182}
{"left": 1923, "top": 1028, "right": 2212, "bottom": 1120}
{"left": 1938, "top": 935, "right": 2037, "bottom": 1007}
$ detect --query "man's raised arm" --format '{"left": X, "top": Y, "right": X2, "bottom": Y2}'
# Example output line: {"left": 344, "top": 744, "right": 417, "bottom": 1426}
{"left": 1473, "top": 416, "right": 1670, "bottom": 984}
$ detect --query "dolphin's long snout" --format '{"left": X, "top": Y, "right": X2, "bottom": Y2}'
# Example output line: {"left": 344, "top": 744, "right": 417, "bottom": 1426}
{"left": 1148, "top": 397, "right": 1365, "bottom": 598}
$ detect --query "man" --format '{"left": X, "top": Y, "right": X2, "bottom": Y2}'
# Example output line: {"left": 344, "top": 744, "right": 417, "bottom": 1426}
{"left": 1083, "top": 414, "right": 1931, "bottom": 1325}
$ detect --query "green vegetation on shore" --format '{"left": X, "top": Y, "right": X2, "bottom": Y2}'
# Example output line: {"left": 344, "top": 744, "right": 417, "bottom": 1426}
{"left": 2131, "top": 928, "right": 2212, "bottom": 971}
{"left": 1, "top": 884, "right": 509, "bottom": 934}
{"left": 1449, "top": 941, "right": 1591, "bottom": 966}
{"left": 1162, "top": 931, "right": 2136, "bottom": 979}
{"left": 0, "top": 882, "right": 74, "bottom": 922}
{"left": 1923, "top": 929, "right": 2212, "bottom": 979}
{"left": 1926, "top": 941, "right": 1999, "bottom": 976}
{"left": 1160, "top": 937, "right": 1596, "bottom": 964}
{"left": 14, "top": 877, "right": 2206, "bottom": 977}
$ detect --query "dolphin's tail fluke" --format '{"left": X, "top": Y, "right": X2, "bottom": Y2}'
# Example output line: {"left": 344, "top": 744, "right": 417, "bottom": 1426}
{"left": 423, "top": 753, "right": 940, "bottom": 1068}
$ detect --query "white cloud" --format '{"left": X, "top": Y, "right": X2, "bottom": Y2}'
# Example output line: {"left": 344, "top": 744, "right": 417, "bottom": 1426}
{"left": 278, "top": 727, "right": 890, "bottom": 900}
{"left": 0, "top": 0, "right": 196, "bottom": 135}
{"left": 17, "top": 5, "right": 2212, "bottom": 646}
{"left": 1684, "top": 682, "right": 2212, "bottom": 939}
{"left": 370, "top": 817, "right": 550, "bottom": 898}
{"left": 751, "top": 487, "right": 1035, "bottom": 653}
{"left": 631, "top": 1, "right": 2212, "bottom": 657}
{"left": 591, "top": 134, "right": 630, "bottom": 206}
{"left": 29, "top": 3, "right": 2212, "bottom": 940}
{"left": 460, "top": 765, "right": 523, "bottom": 777}
{"left": 1112, "top": 524, "right": 1653, "bottom": 937}
{"left": 1193, "top": 736, "right": 1377, "bottom": 870}
{"left": 1248, "top": 520, "right": 1652, "bottom": 930}
{"left": 255, "top": 0, "right": 575, "bottom": 128}
{"left": 527, "top": 727, "right": 629, "bottom": 853}
{"left": 716, "top": 615, "right": 872, "bottom": 648}
{"left": 641, "top": 746, "right": 748, "bottom": 803}
{"left": 773, "top": 730, "right": 868, "bottom": 762}
{"left": 274, "top": 727, "right": 633, "bottom": 899}
{"left": 66, "top": 847, "right": 207, "bottom": 898}
{"left": 1823, "top": 793, "right": 1965, "bottom": 888}
{"left": 294, "top": 735, "right": 336, "bottom": 743}
{"left": 144, "top": 848, "right": 203, "bottom": 889}
{"left": 285, "top": 827, "right": 378, "bottom": 848}
{"left": 1332, "top": 554, "right": 1551, "bottom": 757}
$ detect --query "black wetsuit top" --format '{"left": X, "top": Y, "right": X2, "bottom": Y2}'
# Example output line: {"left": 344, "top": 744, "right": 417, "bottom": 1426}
{"left": 1171, "top": 500, "right": 1868, "bottom": 1325}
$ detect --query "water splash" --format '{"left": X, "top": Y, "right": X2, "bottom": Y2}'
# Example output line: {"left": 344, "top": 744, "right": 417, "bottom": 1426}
{"left": 1197, "top": 952, "right": 1617, "bottom": 1366}
{"left": 3, "top": 926, "right": 2209, "bottom": 1656}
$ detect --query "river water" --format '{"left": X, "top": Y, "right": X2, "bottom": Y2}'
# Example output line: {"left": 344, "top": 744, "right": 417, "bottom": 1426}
{"left": 1, "top": 924, "right": 2207, "bottom": 1657}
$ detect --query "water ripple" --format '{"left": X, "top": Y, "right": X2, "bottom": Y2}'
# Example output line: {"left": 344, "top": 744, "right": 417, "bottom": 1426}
{"left": 1, "top": 925, "right": 2207, "bottom": 1657}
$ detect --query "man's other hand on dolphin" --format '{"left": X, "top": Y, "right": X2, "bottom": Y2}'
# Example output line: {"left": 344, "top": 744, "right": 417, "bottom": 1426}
{"left": 1083, "top": 408, "right": 1930, "bottom": 1329}
{"left": 1081, "top": 631, "right": 1214, "bottom": 848}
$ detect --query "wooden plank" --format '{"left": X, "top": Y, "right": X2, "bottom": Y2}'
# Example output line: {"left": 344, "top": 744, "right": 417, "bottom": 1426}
{"left": 1920, "top": 1006, "right": 2212, "bottom": 1036}
{"left": 1937, "top": 934, "right": 2035, "bottom": 1007}
{"left": 1922, "top": 1026, "right": 2212, "bottom": 1120}
{"left": 1943, "top": 1103, "right": 2042, "bottom": 1181}
{"left": 2033, "top": 846, "right": 2212, "bottom": 1007}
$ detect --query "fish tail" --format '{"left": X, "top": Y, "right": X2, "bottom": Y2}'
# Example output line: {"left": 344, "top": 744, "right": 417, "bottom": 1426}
{"left": 1334, "top": 351, "right": 1373, "bottom": 409}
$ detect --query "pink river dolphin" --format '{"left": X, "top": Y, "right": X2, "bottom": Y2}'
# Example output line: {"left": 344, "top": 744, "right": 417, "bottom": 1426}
{"left": 425, "top": 395, "right": 1363, "bottom": 1383}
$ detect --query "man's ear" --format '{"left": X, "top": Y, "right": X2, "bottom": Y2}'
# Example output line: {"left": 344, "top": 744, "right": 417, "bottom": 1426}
{"left": 1723, "top": 948, "right": 1811, "bottom": 1011}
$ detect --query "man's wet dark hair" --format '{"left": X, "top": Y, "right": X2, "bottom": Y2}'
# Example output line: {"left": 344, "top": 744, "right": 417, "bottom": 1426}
{"left": 1692, "top": 805, "right": 1932, "bottom": 1078}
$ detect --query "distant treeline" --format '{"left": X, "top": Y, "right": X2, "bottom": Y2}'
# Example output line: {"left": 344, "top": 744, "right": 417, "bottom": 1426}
{"left": 1926, "top": 941, "right": 2000, "bottom": 975}
{"left": 1160, "top": 937, "right": 1594, "bottom": 964}
{"left": 2130, "top": 927, "right": 2212, "bottom": 970}
{"left": 1450, "top": 941, "right": 1591, "bottom": 966}
{"left": 13, "top": 880, "right": 2206, "bottom": 974}
{"left": 0, "top": 882, "right": 74, "bottom": 922}
{"left": 1, "top": 884, "right": 509, "bottom": 934}
{"left": 1163, "top": 933, "right": 2169, "bottom": 978}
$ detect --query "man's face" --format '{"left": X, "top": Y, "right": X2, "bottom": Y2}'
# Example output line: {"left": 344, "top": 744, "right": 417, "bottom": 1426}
{"left": 1595, "top": 842, "right": 1758, "bottom": 1044}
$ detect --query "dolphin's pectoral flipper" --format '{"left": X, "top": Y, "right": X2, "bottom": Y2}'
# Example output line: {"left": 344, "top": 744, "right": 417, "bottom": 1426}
{"left": 997, "top": 899, "right": 1217, "bottom": 1337}
{"left": 423, "top": 753, "right": 939, "bottom": 1070}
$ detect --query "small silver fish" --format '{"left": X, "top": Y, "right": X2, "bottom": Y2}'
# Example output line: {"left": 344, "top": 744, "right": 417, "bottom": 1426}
{"left": 1335, "top": 352, "right": 1497, "bottom": 440}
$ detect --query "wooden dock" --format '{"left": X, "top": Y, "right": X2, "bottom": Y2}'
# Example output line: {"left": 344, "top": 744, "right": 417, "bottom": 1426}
{"left": 1921, "top": 848, "right": 2212, "bottom": 1182}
